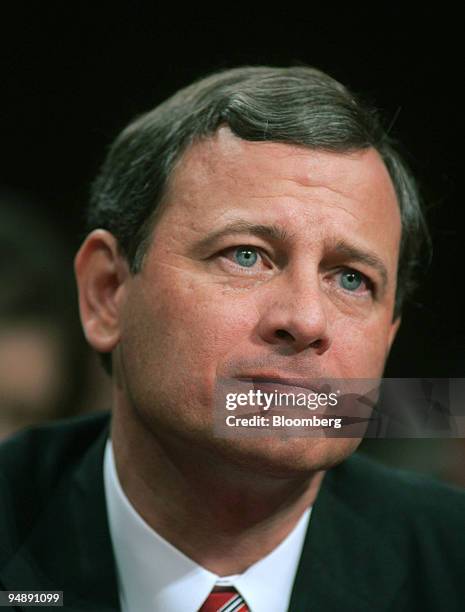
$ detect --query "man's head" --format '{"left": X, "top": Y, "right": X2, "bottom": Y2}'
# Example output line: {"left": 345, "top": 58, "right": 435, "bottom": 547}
{"left": 75, "top": 66, "right": 429, "bottom": 474}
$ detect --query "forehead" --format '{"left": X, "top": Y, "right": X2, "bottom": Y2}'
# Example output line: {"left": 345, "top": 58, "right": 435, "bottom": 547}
{"left": 159, "top": 127, "right": 401, "bottom": 264}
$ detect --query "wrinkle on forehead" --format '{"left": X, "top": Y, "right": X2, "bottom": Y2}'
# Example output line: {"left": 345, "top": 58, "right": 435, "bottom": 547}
{"left": 178, "top": 127, "right": 398, "bottom": 212}
{"left": 161, "top": 127, "right": 401, "bottom": 261}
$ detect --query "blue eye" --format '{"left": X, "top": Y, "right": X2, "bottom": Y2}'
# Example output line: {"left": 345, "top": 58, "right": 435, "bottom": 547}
{"left": 233, "top": 247, "right": 259, "bottom": 267}
{"left": 340, "top": 270, "right": 363, "bottom": 291}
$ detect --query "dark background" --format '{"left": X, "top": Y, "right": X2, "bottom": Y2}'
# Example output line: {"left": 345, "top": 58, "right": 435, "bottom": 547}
{"left": 1, "top": 7, "right": 464, "bottom": 378}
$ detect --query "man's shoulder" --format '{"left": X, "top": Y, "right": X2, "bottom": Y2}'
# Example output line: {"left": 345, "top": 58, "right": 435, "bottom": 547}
{"left": 301, "top": 451, "right": 465, "bottom": 610}
{"left": 0, "top": 412, "right": 110, "bottom": 525}
{"left": 331, "top": 451, "right": 465, "bottom": 543}
{"left": 0, "top": 413, "right": 119, "bottom": 605}
{"left": 0, "top": 412, "right": 110, "bottom": 482}
{"left": 346, "top": 450, "right": 465, "bottom": 501}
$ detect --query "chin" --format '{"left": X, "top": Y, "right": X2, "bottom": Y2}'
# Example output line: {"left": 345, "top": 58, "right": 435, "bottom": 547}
{"left": 211, "top": 436, "right": 362, "bottom": 478}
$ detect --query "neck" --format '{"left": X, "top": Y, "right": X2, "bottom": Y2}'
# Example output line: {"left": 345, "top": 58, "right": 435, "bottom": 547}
{"left": 111, "top": 402, "right": 324, "bottom": 575}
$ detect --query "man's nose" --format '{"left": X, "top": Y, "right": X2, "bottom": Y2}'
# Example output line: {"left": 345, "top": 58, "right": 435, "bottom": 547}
{"left": 256, "top": 271, "right": 331, "bottom": 355}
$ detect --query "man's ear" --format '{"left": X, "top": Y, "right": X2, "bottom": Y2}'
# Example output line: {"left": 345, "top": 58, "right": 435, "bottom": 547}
{"left": 74, "top": 230, "right": 130, "bottom": 353}
{"left": 387, "top": 316, "right": 401, "bottom": 352}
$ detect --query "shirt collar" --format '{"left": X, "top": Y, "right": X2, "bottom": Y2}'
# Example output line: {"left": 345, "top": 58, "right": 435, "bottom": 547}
{"left": 104, "top": 439, "right": 311, "bottom": 612}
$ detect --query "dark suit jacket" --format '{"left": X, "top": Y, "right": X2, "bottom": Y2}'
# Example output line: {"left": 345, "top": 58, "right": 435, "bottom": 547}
{"left": 1, "top": 412, "right": 464, "bottom": 611}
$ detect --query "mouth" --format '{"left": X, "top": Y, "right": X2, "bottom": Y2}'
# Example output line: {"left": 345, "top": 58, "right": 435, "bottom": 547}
{"left": 235, "top": 374, "right": 323, "bottom": 394}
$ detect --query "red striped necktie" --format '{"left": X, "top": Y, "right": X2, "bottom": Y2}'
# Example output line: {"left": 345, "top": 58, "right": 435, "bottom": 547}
{"left": 198, "top": 585, "right": 249, "bottom": 612}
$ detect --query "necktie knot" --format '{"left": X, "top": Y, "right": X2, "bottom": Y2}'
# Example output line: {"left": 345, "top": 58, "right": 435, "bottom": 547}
{"left": 198, "top": 585, "right": 249, "bottom": 612}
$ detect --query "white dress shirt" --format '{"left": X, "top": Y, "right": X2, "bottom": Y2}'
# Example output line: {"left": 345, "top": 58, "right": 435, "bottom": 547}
{"left": 103, "top": 439, "right": 312, "bottom": 612}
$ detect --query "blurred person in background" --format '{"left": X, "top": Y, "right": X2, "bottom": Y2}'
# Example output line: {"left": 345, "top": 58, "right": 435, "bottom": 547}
{"left": 0, "top": 193, "right": 110, "bottom": 439}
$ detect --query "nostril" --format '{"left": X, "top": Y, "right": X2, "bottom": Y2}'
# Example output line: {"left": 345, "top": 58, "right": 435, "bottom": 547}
{"left": 274, "top": 329, "right": 325, "bottom": 352}
{"left": 275, "top": 329, "right": 294, "bottom": 341}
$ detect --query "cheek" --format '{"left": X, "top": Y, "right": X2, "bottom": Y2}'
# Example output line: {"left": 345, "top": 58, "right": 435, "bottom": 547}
{"left": 122, "top": 274, "right": 261, "bottom": 382}
{"left": 117, "top": 275, "right": 264, "bottom": 433}
{"left": 329, "top": 313, "right": 395, "bottom": 377}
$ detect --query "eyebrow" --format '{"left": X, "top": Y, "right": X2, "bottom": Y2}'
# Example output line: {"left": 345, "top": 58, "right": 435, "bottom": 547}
{"left": 192, "top": 220, "right": 291, "bottom": 253}
{"left": 192, "top": 220, "right": 389, "bottom": 290}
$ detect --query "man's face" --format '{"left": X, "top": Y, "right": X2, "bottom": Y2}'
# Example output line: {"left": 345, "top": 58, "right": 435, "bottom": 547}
{"left": 114, "top": 127, "right": 401, "bottom": 473}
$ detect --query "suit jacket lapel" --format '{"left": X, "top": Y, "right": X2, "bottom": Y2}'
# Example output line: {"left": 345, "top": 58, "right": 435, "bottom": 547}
{"left": 288, "top": 456, "right": 408, "bottom": 612}
{"left": 0, "top": 419, "right": 120, "bottom": 611}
